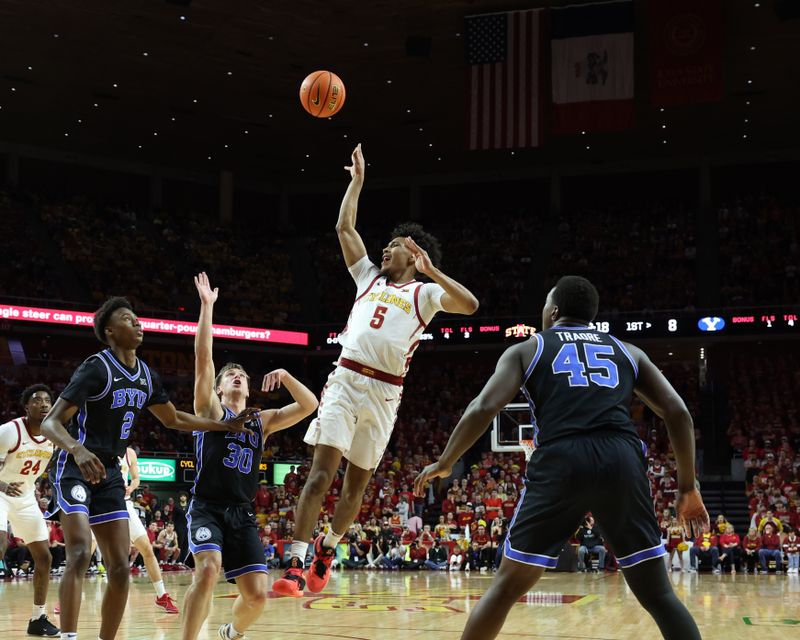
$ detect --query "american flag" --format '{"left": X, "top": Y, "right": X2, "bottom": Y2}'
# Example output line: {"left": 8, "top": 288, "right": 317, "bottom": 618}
{"left": 466, "top": 9, "right": 542, "bottom": 150}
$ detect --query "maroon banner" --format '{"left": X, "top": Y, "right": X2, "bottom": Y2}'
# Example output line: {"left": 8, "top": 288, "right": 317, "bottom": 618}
{"left": 649, "top": 0, "right": 723, "bottom": 107}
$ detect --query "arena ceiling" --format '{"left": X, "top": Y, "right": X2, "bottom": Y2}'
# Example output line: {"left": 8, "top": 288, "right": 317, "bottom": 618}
{"left": 0, "top": 0, "right": 798, "bottom": 183}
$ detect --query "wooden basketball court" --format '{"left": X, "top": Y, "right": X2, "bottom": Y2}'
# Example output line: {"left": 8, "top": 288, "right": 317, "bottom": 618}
{"left": 1, "top": 568, "right": 797, "bottom": 639}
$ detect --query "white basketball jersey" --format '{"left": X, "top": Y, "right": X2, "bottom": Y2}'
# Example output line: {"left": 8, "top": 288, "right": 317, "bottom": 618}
{"left": 0, "top": 418, "right": 54, "bottom": 498}
{"left": 338, "top": 256, "right": 445, "bottom": 377}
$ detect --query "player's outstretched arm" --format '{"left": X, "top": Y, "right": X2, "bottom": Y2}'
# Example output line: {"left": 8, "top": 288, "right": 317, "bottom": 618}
{"left": 259, "top": 369, "right": 319, "bottom": 435}
{"left": 404, "top": 237, "right": 479, "bottom": 316}
{"left": 630, "top": 343, "right": 709, "bottom": 538}
{"left": 41, "top": 398, "right": 107, "bottom": 484}
{"left": 193, "top": 272, "right": 224, "bottom": 420}
{"left": 148, "top": 402, "right": 257, "bottom": 435}
{"left": 336, "top": 143, "right": 368, "bottom": 267}
{"left": 413, "top": 343, "right": 527, "bottom": 496}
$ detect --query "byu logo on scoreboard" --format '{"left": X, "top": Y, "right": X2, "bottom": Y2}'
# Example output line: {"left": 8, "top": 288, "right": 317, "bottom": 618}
{"left": 195, "top": 527, "right": 212, "bottom": 542}
{"left": 697, "top": 317, "right": 725, "bottom": 332}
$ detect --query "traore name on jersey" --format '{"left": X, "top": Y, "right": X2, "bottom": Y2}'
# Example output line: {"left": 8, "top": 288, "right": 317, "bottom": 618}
{"left": 191, "top": 406, "right": 263, "bottom": 504}
{"left": 521, "top": 325, "right": 639, "bottom": 447}
{"left": 59, "top": 349, "right": 169, "bottom": 458}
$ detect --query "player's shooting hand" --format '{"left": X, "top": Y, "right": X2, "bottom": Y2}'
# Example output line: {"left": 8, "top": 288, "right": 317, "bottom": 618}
{"left": 404, "top": 237, "right": 434, "bottom": 275}
{"left": 73, "top": 445, "right": 107, "bottom": 485}
{"left": 224, "top": 408, "right": 260, "bottom": 436}
{"left": 676, "top": 488, "right": 710, "bottom": 539}
{"left": 1, "top": 480, "right": 23, "bottom": 497}
{"left": 262, "top": 369, "right": 288, "bottom": 392}
{"left": 344, "top": 143, "right": 364, "bottom": 181}
{"left": 194, "top": 272, "right": 219, "bottom": 305}
{"left": 413, "top": 461, "right": 452, "bottom": 498}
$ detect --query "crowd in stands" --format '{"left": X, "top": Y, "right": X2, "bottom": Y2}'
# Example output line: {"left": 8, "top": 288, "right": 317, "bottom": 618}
{"left": 4, "top": 186, "right": 799, "bottom": 325}
{"left": 547, "top": 203, "right": 698, "bottom": 313}
{"left": 718, "top": 196, "right": 800, "bottom": 306}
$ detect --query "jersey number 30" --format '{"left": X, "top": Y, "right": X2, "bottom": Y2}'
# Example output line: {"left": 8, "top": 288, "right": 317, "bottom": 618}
{"left": 552, "top": 343, "right": 619, "bottom": 388}
{"left": 222, "top": 443, "right": 253, "bottom": 474}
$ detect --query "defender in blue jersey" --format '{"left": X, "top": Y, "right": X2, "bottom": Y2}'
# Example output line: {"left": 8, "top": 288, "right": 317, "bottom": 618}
{"left": 182, "top": 273, "right": 318, "bottom": 640}
{"left": 41, "top": 297, "right": 255, "bottom": 640}
{"left": 415, "top": 276, "right": 709, "bottom": 640}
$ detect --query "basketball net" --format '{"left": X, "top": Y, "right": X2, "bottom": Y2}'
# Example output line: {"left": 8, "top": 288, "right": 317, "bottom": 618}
{"left": 521, "top": 439, "right": 535, "bottom": 462}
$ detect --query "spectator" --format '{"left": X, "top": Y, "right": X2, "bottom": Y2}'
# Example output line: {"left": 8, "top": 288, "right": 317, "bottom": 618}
{"left": 757, "top": 509, "right": 783, "bottom": 534}
{"left": 406, "top": 511, "right": 423, "bottom": 536}
{"left": 718, "top": 524, "right": 741, "bottom": 574}
{"left": 342, "top": 539, "right": 368, "bottom": 570}
{"left": 689, "top": 526, "right": 720, "bottom": 573}
{"left": 262, "top": 537, "right": 280, "bottom": 569}
{"left": 424, "top": 539, "right": 449, "bottom": 570}
{"left": 577, "top": 516, "right": 606, "bottom": 572}
{"left": 714, "top": 514, "right": 729, "bottom": 536}
{"left": 471, "top": 524, "right": 492, "bottom": 571}
{"left": 156, "top": 522, "right": 181, "bottom": 564}
{"left": 758, "top": 523, "right": 784, "bottom": 573}
{"left": 665, "top": 517, "right": 686, "bottom": 572}
{"left": 783, "top": 529, "right": 799, "bottom": 575}
{"left": 465, "top": 541, "right": 485, "bottom": 572}
{"left": 396, "top": 495, "right": 410, "bottom": 525}
{"left": 741, "top": 527, "right": 762, "bottom": 574}
{"left": 48, "top": 522, "right": 66, "bottom": 574}
{"left": 404, "top": 541, "right": 427, "bottom": 570}
{"left": 449, "top": 546, "right": 464, "bottom": 572}
{"left": 418, "top": 525, "right": 435, "bottom": 551}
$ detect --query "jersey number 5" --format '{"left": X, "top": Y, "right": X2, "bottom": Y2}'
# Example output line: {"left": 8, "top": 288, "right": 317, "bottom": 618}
{"left": 370, "top": 305, "right": 388, "bottom": 329}
{"left": 552, "top": 343, "right": 619, "bottom": 388}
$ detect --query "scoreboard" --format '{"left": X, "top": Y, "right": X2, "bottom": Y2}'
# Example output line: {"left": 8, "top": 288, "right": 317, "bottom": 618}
{"left": 317, "top": 310, "right": 799, "bottom": 348}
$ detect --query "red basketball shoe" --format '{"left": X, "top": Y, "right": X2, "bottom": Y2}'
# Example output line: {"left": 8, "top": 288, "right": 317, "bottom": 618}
{"left": 271, "top": 557, "right": 305, "bottom": 598}
{"left": 155, "top": 593, "right": 179, "bottom": 614}
{"left": 305, "top": 535, "right": 336, "bottom": 593}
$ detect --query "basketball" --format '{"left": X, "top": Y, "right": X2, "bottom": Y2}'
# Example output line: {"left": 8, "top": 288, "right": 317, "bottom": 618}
{"left": 299, "top": 70, "right": 346, "bottom": 118}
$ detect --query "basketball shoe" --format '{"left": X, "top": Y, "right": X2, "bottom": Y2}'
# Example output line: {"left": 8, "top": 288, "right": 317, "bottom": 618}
{"left": 155, "top": 592, "right": 179, "bottom": 614}
{"left": 305, "top": 534, "right": 336, "bottom": 593}
{"left": 26, "top": 614, "right": 60, "bottom": 637}
{"left": 271, "top": 557, "right": 305, "bottom": 597}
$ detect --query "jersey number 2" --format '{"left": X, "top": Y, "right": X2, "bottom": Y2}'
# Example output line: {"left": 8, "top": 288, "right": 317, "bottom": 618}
{"left": 20, "top": 460, "right": 42, "bottom": 476}
{"left": 552, "top": 343, "right": 619, "bottom": 388}
{"left": 370, "top": 305, "right": 388, "bottom": 329}
{"left": 120, "top": 411, "right": 135, "bottom": 440}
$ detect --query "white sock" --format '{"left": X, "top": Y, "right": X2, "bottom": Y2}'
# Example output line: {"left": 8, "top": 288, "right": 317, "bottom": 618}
{"left": 61, "top": 634, "right": 77, "bottom": 640}
{"left": 290, "top": 541, "right": 309, "bottom": 561}
{"left": 32, "top": 603, "right": 46, "bottom": 620}
{"left": 323, "top": 529, "right": 344, "bottom": 549}
{"left": 153, "top": 580, "right": 166, "bottom": 598}
{"left": 225, "top": 623, "right": 244, "bottom": 639}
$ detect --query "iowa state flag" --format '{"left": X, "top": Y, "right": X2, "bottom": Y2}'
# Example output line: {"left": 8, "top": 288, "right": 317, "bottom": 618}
{"left": 551, "top": 1, "right": 634, "bottom": 134}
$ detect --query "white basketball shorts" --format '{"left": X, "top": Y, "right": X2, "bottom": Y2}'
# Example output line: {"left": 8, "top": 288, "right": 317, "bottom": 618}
{"left": 125, "top": 500, "right": 148, "bottom": 542}
{"left": 0, "top": 491, "right": 49, "bottom": 543}
{"left": 304, "top": 366, "right": 403, "bottom": 470}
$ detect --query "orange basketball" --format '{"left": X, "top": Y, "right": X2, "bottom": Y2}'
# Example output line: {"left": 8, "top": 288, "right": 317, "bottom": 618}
{"left": 299, "top": 70, "right": 346, "bottom": 118}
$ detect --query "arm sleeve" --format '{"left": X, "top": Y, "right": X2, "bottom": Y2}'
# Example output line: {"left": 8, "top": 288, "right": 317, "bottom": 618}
{"left": 348, "top": 255, "right": 380, "bottom": 293}
{"left": 415, "top": 283, "right": 446, "bottom": 325}
{"left": 144, "top": 368, "right": 170, "bottom": 407}
{"left": 60, "top": 357, "right": 108, "bottom": 406}
{"left": 0, "top": 420, "right": 20, "bottom": 460}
